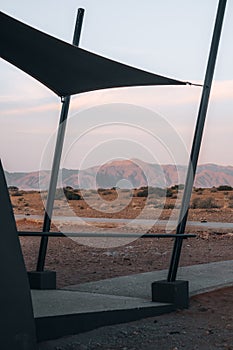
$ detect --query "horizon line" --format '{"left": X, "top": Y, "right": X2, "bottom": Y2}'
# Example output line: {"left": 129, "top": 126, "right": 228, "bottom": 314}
{"left": 4, "top": 160, "right": 233, "bottom": 174}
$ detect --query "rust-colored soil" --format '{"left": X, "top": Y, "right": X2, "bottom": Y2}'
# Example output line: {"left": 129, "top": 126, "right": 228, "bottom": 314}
{"left": 13, "top": 188, "right": 233, "bottom": 287}
{"left": 18, "top": 217, "right": 233, "bottom": 288}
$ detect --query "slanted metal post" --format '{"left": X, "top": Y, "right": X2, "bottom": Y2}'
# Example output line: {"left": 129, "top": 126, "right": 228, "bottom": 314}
{"left": 167, "top": 0, "right": 227, "bottom": 282}
{"left": 36, "top": 8, "right": 85, "bottom": 272}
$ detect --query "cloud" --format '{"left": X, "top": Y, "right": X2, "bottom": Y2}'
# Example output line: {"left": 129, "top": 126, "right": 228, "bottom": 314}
{"left": 70, "top": 80, "right": 233, "bottom": 111}
{"left": 2, "top": 100, "right": 60, "bottom": 116}
{"left": 1, "top": 78, "right": 233, "bottom": 118}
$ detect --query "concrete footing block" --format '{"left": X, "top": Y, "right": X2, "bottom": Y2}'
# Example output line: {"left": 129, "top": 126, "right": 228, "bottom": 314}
{"left": 151, "top": 280, "right": 189, "bottom": 309}
{"left": 28, "top": 270, "right": 56, "bottom": 290}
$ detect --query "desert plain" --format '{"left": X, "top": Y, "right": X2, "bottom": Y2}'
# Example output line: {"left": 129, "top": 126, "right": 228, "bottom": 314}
{"left": 9, "top": 185, "right": 233, "bottom": 349}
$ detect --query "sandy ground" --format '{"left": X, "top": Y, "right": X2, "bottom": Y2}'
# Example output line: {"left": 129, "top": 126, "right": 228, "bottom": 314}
{"left": 18, "top": 217, "right": 233, "bottom": 288}
{"left": 14, "top": 189, "right": 233, "bottom": 287}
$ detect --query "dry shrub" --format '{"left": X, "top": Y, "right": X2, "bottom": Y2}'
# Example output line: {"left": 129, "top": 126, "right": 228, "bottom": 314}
{"left": 191, "top": 197, "right": 219, "bottom": 209}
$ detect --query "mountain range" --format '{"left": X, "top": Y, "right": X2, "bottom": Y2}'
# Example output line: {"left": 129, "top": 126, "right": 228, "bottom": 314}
{"left": 5, "top": 160, "right": 233, "bottom": 190}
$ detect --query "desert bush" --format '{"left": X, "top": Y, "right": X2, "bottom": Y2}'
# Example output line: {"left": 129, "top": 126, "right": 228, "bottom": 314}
{"left": 171, "top": 184, "right": 184, "bottom": 191}
{"left": 135, "top": 186, "right": 174, "bottom": 198}
{"left": 10, "top": 191, "right": 23, "bottom": 197}
{"left": 8, "top": 186, "right": 19, "bottom": 191}
{"left": 210, "top": 187, "right": 217, "bottom": 192}
{"left": 100, "top": 190, "right": 112, "bottom": 195}
{"left": 89, "top": 189, "right": 98, "bottom": 194}
{"left": 9, "top": 186, "right": 23, "bottom": 196}
{"left": 191, "top": 198, "right": 200, "bottom": 209}
{"left": 55, "top": 187, "right": 82, "bottom": 200}
{"left": 65, "top": 186, "right": 73, "bottom": 190}
{"left": 194, "top": 188, "right": 204, "bottom": 194}
{"left": 65, "top": 192, "right": 81, "bottom": 200}
{"left": 191, "top": 197, "right": 219, "bottom": 209}
{"left": 148, "top": 187, "right": 166, "bottom": 197}
{"left": 217, "top": 185, "right": 233, "bottom": 191}
{"left": 197, "top": 190, "right": 203, "bottom": 195}
{"left": 65, "top": 189, "right": 82, "bottom": 200}
{"left": 135, "top": 188, "right": 148, "bottom": 197}
{"left": 98, "top": 188, "right": 106, "bottom": 193}
{"left": 163, "top": 203, "right": 175, "bottom": 209}
{"left": 171, "top": 185, "right": 178, "bottom": 191}
{"left": 166, "top": 188, "right": 173, "bottom": 197}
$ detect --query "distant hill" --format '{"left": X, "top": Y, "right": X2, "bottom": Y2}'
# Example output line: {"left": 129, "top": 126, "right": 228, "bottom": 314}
{"left": 5, "top": 160, "right": 233, "bottom": 190}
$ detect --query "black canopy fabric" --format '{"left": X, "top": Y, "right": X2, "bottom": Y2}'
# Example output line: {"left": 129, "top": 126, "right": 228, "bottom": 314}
{"left": 0, "top": 11, "right": 186, "bottom": 97}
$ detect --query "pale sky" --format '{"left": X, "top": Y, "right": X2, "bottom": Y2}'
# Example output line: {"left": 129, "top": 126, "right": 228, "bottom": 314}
{"left": 0, "top": 0, "right": 233, "bottom": 172}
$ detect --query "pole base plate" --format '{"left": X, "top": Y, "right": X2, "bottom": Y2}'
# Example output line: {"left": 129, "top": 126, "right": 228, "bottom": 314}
{"left": 28, "top": 270, "right": 56, "bottom": 290}
{"left": 152, "top": 280, "right": 189, "bottom": 309}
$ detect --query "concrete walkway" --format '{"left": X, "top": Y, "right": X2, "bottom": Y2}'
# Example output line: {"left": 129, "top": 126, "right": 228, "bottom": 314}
{"left": 64, "top": 260, "right": 233, "bottom": 298}
{"left": 33, "top": 260, "right": 233, "bottom": 341}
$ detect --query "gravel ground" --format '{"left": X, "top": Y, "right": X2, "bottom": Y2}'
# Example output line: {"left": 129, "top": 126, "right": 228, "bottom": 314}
{"left": 38, "top": 287, "right": 233, "bottom": 350}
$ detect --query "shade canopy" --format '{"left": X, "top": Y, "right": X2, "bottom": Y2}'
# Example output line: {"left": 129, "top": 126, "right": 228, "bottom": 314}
{"left": 0, "top": 11, "right": 187, "bottom": 97}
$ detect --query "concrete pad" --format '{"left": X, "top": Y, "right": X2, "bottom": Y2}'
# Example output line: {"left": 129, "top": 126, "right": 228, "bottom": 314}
{"left": 65, "top": 260, "right": 233, "bottom": 298}
{"left": 179, "top": 260, "right": 233, "bottom": 295}
{"left": 32, "top": 260, "right": 233, "bottom": 341}
{"left": 32, "top": 290, "right": 169, "bottom": 318}
{"left": 32, "top": 290, "right": 172, "bottom": 341}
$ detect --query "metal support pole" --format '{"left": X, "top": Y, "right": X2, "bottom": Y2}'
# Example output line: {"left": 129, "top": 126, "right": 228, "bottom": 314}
{"left": 36, "top": 8, "right": 85, "bottom": 271}
{"left": 167, "top": 0, "right": 227, "bottom": 282}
